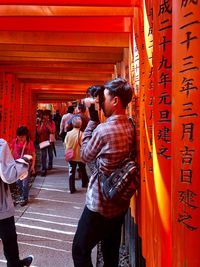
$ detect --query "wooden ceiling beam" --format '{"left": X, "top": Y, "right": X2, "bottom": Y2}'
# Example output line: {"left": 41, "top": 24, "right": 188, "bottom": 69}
{"left": 0, "top": 66, "right": 114, "bottom": 74}
{"left": 0, "top": 17, "right": 131, "bottom": 32}
{"left": 0, "top": 44, "right": 123, "bottom": 54}
{"left": 0, "top": 31, "right": 129, "bottom": 47}
{"left": 0, "top": 0, "right": 134, "bottom": 6}
{"left": 0, "top": 56, "right": 119, "bottom": 64}
{"left": 19, "top": 78, "right": 104, "bottom": 84}
{"left": 0, "top": 6, "right": 134, "bottom": 16}
{"left": 0, "top": 61, "right": 114, "bottom": 70}
{"left": 29, "top": 83, "right": 102, "bottom": 90}
{"left": 0, "top": 51, "right": 123, "bottom": 62}
{"left": 17, "top": 73, "right": 111, "bottom": 80}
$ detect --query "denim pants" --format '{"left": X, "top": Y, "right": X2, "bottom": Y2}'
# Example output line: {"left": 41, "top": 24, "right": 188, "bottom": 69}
{"left": 0, "top": 216, "right": 22, "bottom": 267}
{"left": 16, "top": 171, "right": 30, "bottom": 200}
{"left": 41, "top": 144, "right": 53, "bottom": 170}
{"left": 72, "top": 206, "right": 125, "bottom": 267}
{"left": 68, "top": 161, "right": 89, "bottom": 192}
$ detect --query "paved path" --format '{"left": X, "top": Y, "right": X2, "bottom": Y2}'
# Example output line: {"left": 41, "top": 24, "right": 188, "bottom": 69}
{"left": 0, "top": 140, "right": 95, "bottom": 267}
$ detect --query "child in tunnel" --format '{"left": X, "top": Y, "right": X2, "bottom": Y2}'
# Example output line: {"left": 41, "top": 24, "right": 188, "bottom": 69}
{"left": 10, "top": 126, "right": 36, "bottom": 206}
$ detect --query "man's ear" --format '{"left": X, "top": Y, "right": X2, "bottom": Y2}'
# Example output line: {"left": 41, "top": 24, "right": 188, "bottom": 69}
{"left": 113, "top": 96, "right": 119, "bottom": 106}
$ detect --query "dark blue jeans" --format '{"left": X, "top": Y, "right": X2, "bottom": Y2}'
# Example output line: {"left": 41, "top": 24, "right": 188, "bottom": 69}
{"left": 41, "top": 144, "right": 53, "bottom": 170}
{"left": 68, "top": 161, "right": 89, "bottom": 192}
{"left": 0, "top": 216, "right": 22, "bottom": 267}
{"left": 72, "top": 206, "right": 125, "bottom": 267}
{"left": 16, "top": 171, "right": 30, "bottom": 200}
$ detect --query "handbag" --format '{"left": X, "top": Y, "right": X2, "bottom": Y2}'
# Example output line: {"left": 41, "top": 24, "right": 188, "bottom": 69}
{"left": 102, "top": 118, "right": 139, "bottom": 205}
{"left": 65, "top": 148, "right": 74, "bottom": 161}
{"left": 39, "top": 140, "right": 50, "bottom": 149}
{"left": 102, "top": 159, "right": 139, "bottom": 205}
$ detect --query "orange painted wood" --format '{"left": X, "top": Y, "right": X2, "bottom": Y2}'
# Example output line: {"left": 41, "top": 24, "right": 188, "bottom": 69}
{"left": 153, "top": 0, "right": 172, "bottom": 266}
{"left": 132, "top": 4, "right": 148, "bottom": 260}
{"left": 0, "top": 0, "right": 134, "bottom": 6}
{"left": 2, "top": 73, "right": 17, "bottom": 142}
{"left": 0, "top": 17, "right": 131, "bottom": 32}
{"left": 172, "top": 1, "right": 200, "bottom": 266}
{"left": 142, "top": 0, "right": 155, "bottom": 266}
{"left": 0, "top": 31, "right": 129, "bottom": 47}
{"left": 0, "top": 73, "right": 4, "bottom": 137}
{"left": 0, "top": 6, "right": 134, "bottom": 16}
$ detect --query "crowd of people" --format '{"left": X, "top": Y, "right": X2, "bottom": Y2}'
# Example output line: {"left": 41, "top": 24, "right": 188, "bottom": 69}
{"left": 0, "top": 78, "right": 136, "bottom": 267}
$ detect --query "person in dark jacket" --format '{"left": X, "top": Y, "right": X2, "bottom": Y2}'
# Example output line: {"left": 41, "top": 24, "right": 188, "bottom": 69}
{"left": 0, "top": 138, "right": 34, "bottom": 267}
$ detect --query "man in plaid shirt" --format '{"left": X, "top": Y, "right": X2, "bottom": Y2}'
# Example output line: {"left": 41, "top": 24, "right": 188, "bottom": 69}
{"left": 72, "top": 78, "right": 134, "bottom": 267}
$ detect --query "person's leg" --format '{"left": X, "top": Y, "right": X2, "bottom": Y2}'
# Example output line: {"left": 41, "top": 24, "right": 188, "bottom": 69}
{"left": 72, "top": 206, "right": 106, "bottom": 267}
{"left": 61, "top": 131, "right": 66, "bottom": 142}
{"left": 101, "top": 212, "right": 126, "bottom": 267}
{"left": 16, "top": 179, "right": 23, "bottom": 198}
{"left": 22, "top": 173, "right": 30, "bottom": 200}
{"left": 78, "top": 162, "right": 89, "bottom": 187}
{"left": 41, "top": 148, "right": 47, "bottom": 174}
{"left": 47, "top": 144, "right": 53, "bottom": 169}
{"left": 0, "top": 216, "right": 21, "bottom": 267}
{"left": 68, "top": 161, "right": 77, "bottom": 193}
{"left": 19, "top": 172, "right": 30, "bottom": 206}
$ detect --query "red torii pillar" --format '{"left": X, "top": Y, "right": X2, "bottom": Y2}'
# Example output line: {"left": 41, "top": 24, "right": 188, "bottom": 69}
{"left": 172, "top": 1, "right": 200, "bottom": 266}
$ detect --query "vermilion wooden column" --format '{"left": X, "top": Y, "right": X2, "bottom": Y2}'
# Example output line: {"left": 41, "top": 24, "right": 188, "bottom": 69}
{"left": 153, "top": 0, "right": 172, "bottom": 266}
{"left": 24, "top": 84, "right": 36, "bottom": 141}
{"left": 142, "top": 0, "right": 155, "bottom": 266}
{"left": 0, "top": 72, "right": 4, "bottom": 136}
{"left": 132, "top": 5, "right": 148, "bottom": 261}
{"left": 2, "top": 73, "right": 17, "bottom": 142}
{"left": 172, "top": 1, "right": 200, "bottom": 266}
{"left": 13, "top": 79, "right": 21, "bottom": 135}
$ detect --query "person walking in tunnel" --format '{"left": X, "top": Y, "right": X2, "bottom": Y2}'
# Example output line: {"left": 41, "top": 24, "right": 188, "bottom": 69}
{"left": 52, "top": 109, "right": 61, "bottom": 140}
{"left": 72, "top": 78, "right": 134, "bottom": 267}
{"left": 0, "top": 138, "right": 34, "bottom": 267}
{"left": 64, "top": 116, "right": 89, "bottom": 193}
{"left": 66, "top": 103, "right": 90, "bottom": 180}
{"left": 37, "top": 110, "right": 56, "bottom": 176}
{"left": 66, "top": 103, "right": 89, "bottom": 133}
{"left": 10, "top": 126, "right": 36, "bottom": 206}
{"left": 59, "top": 105, "right": 74, "bottom": 142}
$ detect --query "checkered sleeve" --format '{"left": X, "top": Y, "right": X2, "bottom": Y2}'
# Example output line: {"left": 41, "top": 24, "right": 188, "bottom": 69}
{"left": 81, "top": 120, "right": 104, "bottom": 163}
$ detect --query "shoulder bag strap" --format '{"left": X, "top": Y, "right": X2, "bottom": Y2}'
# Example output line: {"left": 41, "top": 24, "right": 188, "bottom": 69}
{"left": 20, "top": 142, "right": 27, "bottom": 158}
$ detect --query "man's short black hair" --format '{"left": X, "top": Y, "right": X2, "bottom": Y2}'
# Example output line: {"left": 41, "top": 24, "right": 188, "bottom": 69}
{"left": 77, "top": 103, "right": 86, "bottom": 113}
{"left": 87, "top": 85, "right": 104, "bottom": 98}
{"left": 104, "top": 78, "right": 133, "bottom": 108}
{"left": 67, "top": 106, "right": 74, "bottom": 114}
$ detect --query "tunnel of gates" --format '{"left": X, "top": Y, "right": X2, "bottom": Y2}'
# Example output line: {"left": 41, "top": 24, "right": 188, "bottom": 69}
{"left": 0, "top": 1, "right": 200, "bottom": 267}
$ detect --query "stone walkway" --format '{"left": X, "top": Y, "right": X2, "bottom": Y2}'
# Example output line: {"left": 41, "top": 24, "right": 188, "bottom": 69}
{"left": 0, "top": 140, "right": 130, "bottom": 267}
{"left": 0, "top": 140, "right": 93, "bottom": 267}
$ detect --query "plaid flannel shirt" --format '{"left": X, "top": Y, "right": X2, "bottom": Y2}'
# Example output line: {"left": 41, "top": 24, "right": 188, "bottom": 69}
{"left": 81, "top": 115, "right": 134, "bottom": 218}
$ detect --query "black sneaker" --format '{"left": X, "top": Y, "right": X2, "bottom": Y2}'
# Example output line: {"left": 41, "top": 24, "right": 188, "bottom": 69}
{"left": 21, "top": 255, "right": 34, "bottom": 266}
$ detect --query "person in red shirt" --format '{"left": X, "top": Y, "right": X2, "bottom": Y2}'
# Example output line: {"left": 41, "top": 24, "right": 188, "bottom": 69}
{"left": 37, "top": 110, "right": 56, "bottom": 176}
{"left": 10, "top": 126, "right": 36, "bottom": 206}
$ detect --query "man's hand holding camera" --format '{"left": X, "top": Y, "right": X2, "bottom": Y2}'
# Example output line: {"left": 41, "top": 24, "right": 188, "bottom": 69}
{"left": 83, "top": 85, "right": 105, "bottom": 122}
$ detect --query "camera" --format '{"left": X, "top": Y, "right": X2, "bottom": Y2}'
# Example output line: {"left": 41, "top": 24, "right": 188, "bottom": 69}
{"left": 81, "top": 97, "right": 96, "bottom": 108}
{"left": 85, "top": 85, "right": 105, "bottom": 109}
